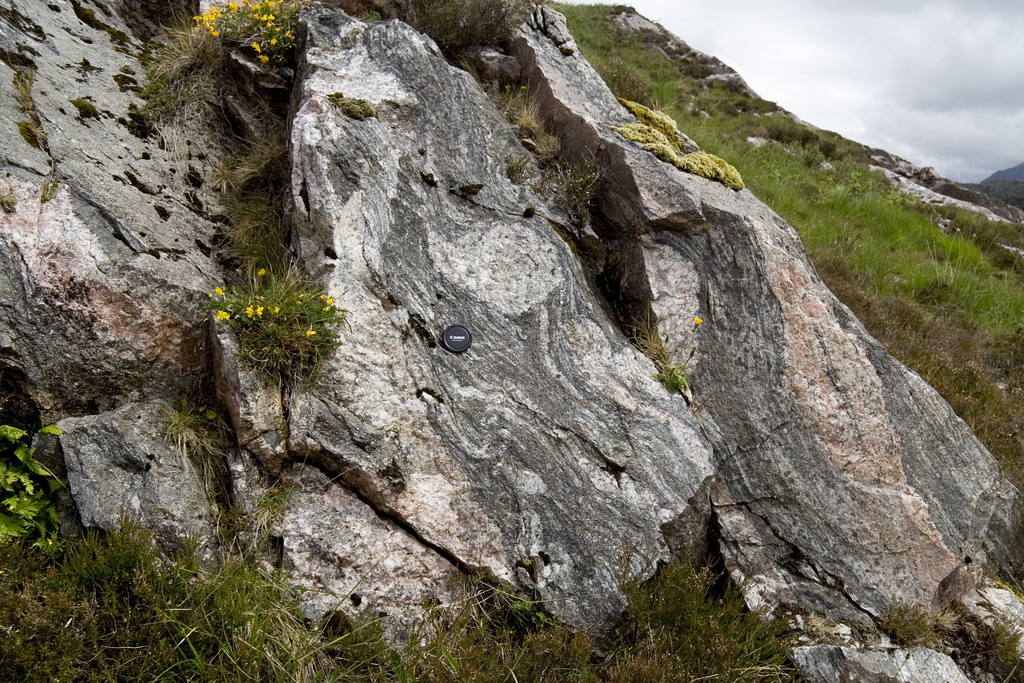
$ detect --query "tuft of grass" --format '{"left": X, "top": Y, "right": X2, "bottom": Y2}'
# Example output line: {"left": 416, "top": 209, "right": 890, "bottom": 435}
{"left": 0, "top": 193, "right": 16, "bottom": 213}
{"left": 161, "top": 397, "right": 231, "bottom": 501}
{"left": 13, "top": 69, "right": 47, "bottom": 151}
{"left": 0, "top": 520, "right": 382, "bottom": 683}
{"left": 878, "top": 601, "right": 941, "bottom": 648}
{"left": 634, "top": 315, "right": 701, "bottom": 397}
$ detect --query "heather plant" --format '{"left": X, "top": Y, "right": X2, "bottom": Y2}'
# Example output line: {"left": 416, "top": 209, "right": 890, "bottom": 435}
{"left": 395, "top": 0, "right": 531, "bottom": 54}
{"left": 207, "top": 269, "right": 348, "bottom": 382}
{"left": 0, "top": 423, "right": 62, "bottom": 550}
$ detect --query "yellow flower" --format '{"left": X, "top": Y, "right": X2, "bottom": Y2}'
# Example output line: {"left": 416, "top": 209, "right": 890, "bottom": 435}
{"left": 246, "top": 306, "right": 255, "bottom": 318}
{"left": 212, "top": 30, "right": 220, "bottom": 36}
{"left": 306, "top": 329, "right": 316, "bottom": 337}
{"left": 270, "top": 38, "right": 277, "bottom": 45}
{"left": 322, "top": 306, "right": 330, "bottom": 312}
{"left": 271, "top": 307, "right": 280, "bottom": 314}
{"left": 256, "top": 306, "right": 264, "bottom": 316}
{"left": 257, "top": 268, "right": 266, "bottom": 276}
{"left": 694, "top": 316, "right": 703, "bottom": 326}
{"left": 252, "top": 42, "right": 261, "bottom": 52}
{"left": 259, "top": 55, "right": 269, "bottom": 63}
{"left": 230, "top": 1, "right": 238, "bottom": 8}
{"left": 215, "top": 287, "right": 224, "bottom": 295}
{"left": 216, "top": 310, "right": 230, "bottom": 320}
{"left": 267, "top": 0, "right": 276, "bottom": 6}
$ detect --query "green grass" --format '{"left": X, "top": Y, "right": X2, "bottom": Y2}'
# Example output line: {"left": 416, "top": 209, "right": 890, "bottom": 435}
{"left": 558, "top": 3, "right": 1024, "bottom": 483}
{"left": 0, "top": 523, "right": 796, "bottom": 682}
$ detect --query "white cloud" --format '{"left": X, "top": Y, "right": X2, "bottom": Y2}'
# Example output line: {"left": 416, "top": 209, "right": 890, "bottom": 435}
{"left": 559, "top": 1, "right": 1024, "bottom": 181}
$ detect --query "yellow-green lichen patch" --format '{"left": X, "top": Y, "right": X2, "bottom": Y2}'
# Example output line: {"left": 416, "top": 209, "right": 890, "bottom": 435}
{"left": 618, "top": 98, "right": 681, "bottom": 149}
{"left": 676, "top": 151, "right": 744, "bottom": 191}
{"left": 327, "top": 93, "right": 377, "bottom": 121}
{"left": 642, "top": 142, "right": 679, "bottom": 165}
{"left": 610, "top": 122, "right": 673, "bottom": 148}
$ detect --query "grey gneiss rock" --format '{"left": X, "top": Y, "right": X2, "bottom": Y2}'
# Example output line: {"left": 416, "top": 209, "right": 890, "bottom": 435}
{"left": 277, "top": 4, "right": 717, "bottom": 627}
{"left": 5, "top": 0, "right": 1024, "bottom": 649}
{"left": 59, "top": 401, "right": 218, "bottom": 550}
{"left": 512, "top": 7, "right": 1022, "bottom": 622}
{"left": 0, "top": 0, "right": 226, "bottom": 418}
{"left": 790, "top": 645, "right": 973, "bottom": 683}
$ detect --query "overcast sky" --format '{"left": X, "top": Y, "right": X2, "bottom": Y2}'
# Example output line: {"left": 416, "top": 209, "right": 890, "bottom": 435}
{"left": 562, "top": 1, "right": 1024, "bottom": 182}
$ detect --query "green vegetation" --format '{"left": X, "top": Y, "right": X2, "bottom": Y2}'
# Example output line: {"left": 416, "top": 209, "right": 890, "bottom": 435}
{"left": 13, "top": 69, "right": 46, "bottom": 151}
{"left": 560, "top": 3, "right": 1024, "bottom": 483}
{"left": 966, "top": 178, "right": 1024, "bottom": 211}
{"left": 0, "top": 424, "right": 62, "bottom": 549}
{"left": 207, "top": 271, "right": 349, "bottom": 382}
{"left": 69, "top": 97, "right": 101, "bottom": 121}
{"left": 636, "top": 316, "right": 702, "bottom": 397}
{"left": 0, "top": 527, "right": 796, "bottom": 682}
{"left": 0, "top": 193, "right": 15, "bottom": 213}
{"left": 327, "top": 92, "right": 378, "bottom": 120}
{"left": 878, "top": 600, "right": 1022, "bottom": 678}
{"left": 193, "top": 0, "right": 302, "bottom": 66}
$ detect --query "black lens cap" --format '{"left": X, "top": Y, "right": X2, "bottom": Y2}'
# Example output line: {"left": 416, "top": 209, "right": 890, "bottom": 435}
{"left": 441, "top": 325, "right": 472, "bottom": 353}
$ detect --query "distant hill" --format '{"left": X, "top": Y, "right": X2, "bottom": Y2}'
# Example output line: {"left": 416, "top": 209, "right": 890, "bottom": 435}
{"left": 964, "top": 177, "right": 1024, "bottom": 210}
{"left": 983, "top": 161, "right": 1024, "bottom": 182}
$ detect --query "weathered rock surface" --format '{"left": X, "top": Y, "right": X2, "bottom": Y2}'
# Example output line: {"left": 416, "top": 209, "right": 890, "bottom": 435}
{"left": 512, "top": 7, "right": 1022, "bottom": 622}
{"left": 790, "top": 645, "right": 973, "bottom": 683}
{"left": 59, "top": 401, "right": 218, "bottom": 549}
{"left": 0, "top": 0, "right": 226, "bottom": 418}
{"left": 5, "top": 0, "right": 1024, "bottom": 657}
{"left": 278, "top": 4, "right": 718, "bottom": 627}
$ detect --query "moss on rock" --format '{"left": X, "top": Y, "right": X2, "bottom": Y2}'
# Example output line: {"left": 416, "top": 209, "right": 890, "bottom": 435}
{"left": 70, "top": 97, "right": 101, "bottom": 121}
{"left": 611, "top": 122, "right": 672, "bottom": 148}
{"left": 612, "top": 101, "right": 744, "bottom": 190}
{"left": 676, "top": 151, "right": 744, "bottom": 190}
{"left": 618, "top": 97, "right": 681, "bottom": 149}
{"left": 327, "top": 93, "right": 377, "bottom": 121}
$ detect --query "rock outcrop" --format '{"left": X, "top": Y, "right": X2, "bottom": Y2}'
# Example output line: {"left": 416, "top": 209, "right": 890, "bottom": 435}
{"left": 2, "top": 0, "right": 1022, "bottom": 665}
{"left": 512, "top": 7, "right": 1022, "bottom": 623}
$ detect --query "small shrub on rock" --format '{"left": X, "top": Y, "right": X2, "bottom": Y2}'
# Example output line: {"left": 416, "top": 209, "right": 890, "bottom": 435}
{"left": 207, "top": 269, "right": 348, "bottom": 382}
{"left": 193, "top": 0, "right": 303, "bottom": 65}
{"left": 395, "top": 0, "right": 531, "bottom": 53}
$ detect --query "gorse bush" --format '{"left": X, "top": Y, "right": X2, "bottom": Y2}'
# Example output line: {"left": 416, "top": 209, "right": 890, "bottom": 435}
{"left": 193, "top": 0, "right": 303, "bottom": 65}
{"left": 207, "top": 269, "right": 348, "bottom": 382}
{"left": 0, "top": 424, "right": 62, "bottom": 550}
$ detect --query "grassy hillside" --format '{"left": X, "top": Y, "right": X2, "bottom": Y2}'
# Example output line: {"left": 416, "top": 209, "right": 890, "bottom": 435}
{"left": 558, "top": 4, "right": 1024, "bottom": 485}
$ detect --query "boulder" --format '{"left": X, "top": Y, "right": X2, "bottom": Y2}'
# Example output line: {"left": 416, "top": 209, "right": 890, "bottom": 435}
{"left": 59, "top": 401, "right": 218, "bottom": 550}
{"left": 790, "top": 645, "right": 973, "bottom": 683}
{"left": 283, "top": 4, "right": 717, "bottom": 627}
{"left": 0, "top": 0, "right": 226, "bottom": 419}
{"left": 511, "top": 6, "right": 1022, "bottom": 622}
